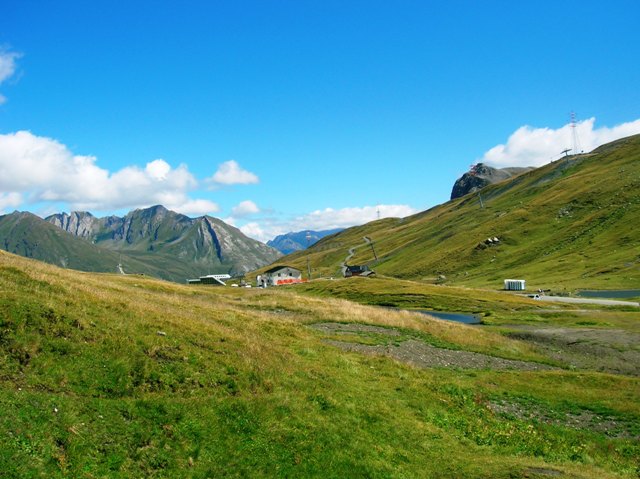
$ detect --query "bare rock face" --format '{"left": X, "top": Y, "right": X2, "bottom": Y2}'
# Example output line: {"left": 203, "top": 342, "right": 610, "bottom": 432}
{"left": 46, "top": 211, "right": 101, "bottom": 239}
{"left": 451, "top": 164, "right": 533, "bottom": 200}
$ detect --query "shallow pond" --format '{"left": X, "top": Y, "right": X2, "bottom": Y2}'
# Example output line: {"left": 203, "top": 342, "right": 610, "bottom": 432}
{"left": 415, "top": 310, "right": 482, "bottom": 325}
{"left": 576, "top": 289, "right": 640, "bottom": 299}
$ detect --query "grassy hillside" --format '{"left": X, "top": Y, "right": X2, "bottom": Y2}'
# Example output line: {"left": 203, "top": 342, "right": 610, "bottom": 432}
{"left": 280, "top": 135, "right": 640, "bottom": 291}
{"left": 1, "top": 250, "right": 638, "bottom": 478}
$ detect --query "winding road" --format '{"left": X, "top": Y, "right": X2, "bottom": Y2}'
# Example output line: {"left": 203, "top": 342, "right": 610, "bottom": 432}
{"left": 340, "top": 236, "right": 378, "bottom": 275}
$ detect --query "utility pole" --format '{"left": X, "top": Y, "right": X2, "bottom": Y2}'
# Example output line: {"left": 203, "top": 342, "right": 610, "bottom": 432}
{"left": 306, "top": 232, "right": 312, "bottom": 281}
{"left": 364, "top": 236, "right": 378, "bottom": 261}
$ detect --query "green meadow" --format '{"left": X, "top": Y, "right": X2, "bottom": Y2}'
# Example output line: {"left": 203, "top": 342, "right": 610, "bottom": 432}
{"left": 1, "top": 251, "right": 638, "bottom": 478}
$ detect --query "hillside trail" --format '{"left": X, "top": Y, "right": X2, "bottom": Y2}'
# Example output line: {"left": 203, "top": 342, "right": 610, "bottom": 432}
{"left": 340, "top": 237, "right": 376, "bottom": 274}
{"left": 340, "top": 247, "right": 356, "bottom": 268}
{"left": 340, "top": 246, "right": 357, "bottom": 276}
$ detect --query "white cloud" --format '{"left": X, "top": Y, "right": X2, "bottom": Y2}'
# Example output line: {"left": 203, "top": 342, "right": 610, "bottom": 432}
{"left": 0, "top": 48, "right": 21, "bottom": 104}
{"left": 170, "top": 199, "right": 220, "bottom": 216}
{"left": 238, "top": 204, "right": 419, "bottom": 242}
{"left": 145, "top": 159, "right": 171, "bottom": 180}
{"left": 231, "top": 200, "right": 260, "bottom": 217}
{"left": 0, "top": 192, "right": 23, "bottom": 213}
{"left": 239, "top": 222, "right": 268, "bottom": 241}
{"left": 481, "top": 117, "right": 640, "bottom": 168}
{"left": 295, "top": 205, "right": 418, "bottom": 230}
{"left": 0, "top": 130, "right": 217, "bottom": 213}
{"left": 211, "top": 160, "right": 259, "bottom": 185}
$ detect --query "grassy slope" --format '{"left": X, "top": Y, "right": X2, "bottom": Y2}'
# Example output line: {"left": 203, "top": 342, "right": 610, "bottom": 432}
{"left": 1, "top": 250, "right": 638, "bottom": 478}
{"left": 280, "top": 135, "right": 640, "bottom": 290}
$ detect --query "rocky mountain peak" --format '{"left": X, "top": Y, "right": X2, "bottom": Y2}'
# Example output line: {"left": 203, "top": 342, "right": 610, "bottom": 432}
{"left": 450, "top": 163, "right": 534, "bottom": 200}
{"left": 40, "top": 205, "right": 281, "bottom": 280}
{"left": 46, "top": 211, "right": 100, "bottom": 239}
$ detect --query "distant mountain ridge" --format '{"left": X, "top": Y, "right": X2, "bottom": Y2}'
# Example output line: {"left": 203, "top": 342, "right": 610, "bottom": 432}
{"left": 450, "top": 163, "right": 534, "bottom": 199}
{"left": 0, "top": 205, "right": 281, "bottom": 282}
{"left": 267, "top": 228, "right": 343, "bottom": 254}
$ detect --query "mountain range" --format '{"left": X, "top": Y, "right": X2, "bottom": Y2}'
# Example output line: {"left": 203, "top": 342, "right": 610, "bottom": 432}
{"left": 277, "top": 134, "right": 640, "bottom": 290}
{"left": 267, "top": 228, "right": 343, "bottom": 254}
{"left": 0, "top": 205, "right": 281, "bottom": 282}
{"left": 3, "top": 135, "right": 639, "bottom": 289}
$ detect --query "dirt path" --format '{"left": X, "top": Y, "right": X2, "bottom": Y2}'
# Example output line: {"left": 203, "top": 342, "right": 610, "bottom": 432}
{"left": 340, "top": 237, "right": 377, "bottom": 275}
{"left": 310, "top": 322, "right": 556, "bottom": 372}
{"left": 340, "top": 248, "right": 356, "bottom": 275}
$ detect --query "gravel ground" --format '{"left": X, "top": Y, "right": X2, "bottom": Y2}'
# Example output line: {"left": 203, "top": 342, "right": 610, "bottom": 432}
{"left": 504, "top": 326, "right": 640, "bottom": 376}
{"left": 488, "top": 399, "right": 639, "bottom": 439}
{"left": 310, "top": 322, "right": 556, "bottom": 372}
{"left": 324, "top": 339, "right": 556, "bottom": 371}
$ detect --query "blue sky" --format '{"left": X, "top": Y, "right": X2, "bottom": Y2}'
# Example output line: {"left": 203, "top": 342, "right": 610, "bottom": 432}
{"left": 1, "top": 1, "right": 639, "bottom": 241}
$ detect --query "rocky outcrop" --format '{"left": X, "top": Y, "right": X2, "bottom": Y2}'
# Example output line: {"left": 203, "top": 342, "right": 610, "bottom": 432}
{"left": 451, "top": 164, "right": 533, "bottom": 200}
{"left": 46, "top": 211, "right": 101, "bottom": 240}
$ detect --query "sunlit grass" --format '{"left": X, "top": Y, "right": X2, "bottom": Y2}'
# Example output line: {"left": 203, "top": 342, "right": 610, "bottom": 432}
{"left": 1, "top": 251, "right": 638, "bottom": 478}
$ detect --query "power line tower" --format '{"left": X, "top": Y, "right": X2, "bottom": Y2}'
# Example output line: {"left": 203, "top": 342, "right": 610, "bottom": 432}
{"left": 570, "top": 111, "right": 582, "bottom": 155}
{"left": 306, "top": 232, "right": 312, "bottom": 281}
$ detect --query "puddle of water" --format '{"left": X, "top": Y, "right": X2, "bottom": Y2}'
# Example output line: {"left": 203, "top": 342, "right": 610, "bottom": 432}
{"left": 576, "top": 289, "right": 640, "bottom": 299}
{"left": 379, "top": 306, "right": 482, "bottom": 325}
{"left": 415, "top": 310, "right": 482, "bottom": 325}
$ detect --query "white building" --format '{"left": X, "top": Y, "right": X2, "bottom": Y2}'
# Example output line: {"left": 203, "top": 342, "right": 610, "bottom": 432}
{"left": 504, "top": 279, "right": 526, "bottom": 291}
{"left": 257, "top": 266, "right": 303, "bottom": 287}
{"left": 187, "top": 274, "right": 232, "bottom": 286}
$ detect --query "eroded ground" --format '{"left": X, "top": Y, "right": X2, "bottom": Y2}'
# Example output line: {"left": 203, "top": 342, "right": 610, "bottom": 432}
{"left": 310, "top": 322, "right": 555, "bottom": 371}
{"left": 309, "top": 321, "right": 640, "bottom": 440}
{"left": 502, "top": 326, "right": 640, "bottom": 376}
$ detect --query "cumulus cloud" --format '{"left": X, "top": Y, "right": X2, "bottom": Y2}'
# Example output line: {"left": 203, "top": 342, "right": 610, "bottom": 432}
{"left": 210, "top": 160, "right": 259, "bottom": 185}
{"left": 294, "top": 205, "right": 418, "bottom": 230}
{"left": 239, "top": 204, "right": 419, "bottom": 242}
{"left": 0, "top": 48, "right": 21, "bottom": 104}
{"left": 239, "top": 222, "right": 268, "bottom": 241}
{"left": 145, "top": 159, "right": 172, "bottom": 180}
{"left": 170, "top": 199, "right": 220, "bottom": 216}
{"left": 481, "top": 117, "right": 640, "bottom": 168}
{"left": 0, "top": 192, "right": 23, "bottom": 213}
{"left": 231, "top": 200, "right": 260, "bottom": 217}
{"left": 0, "top": 130, "right": 219, "bottom": 214}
